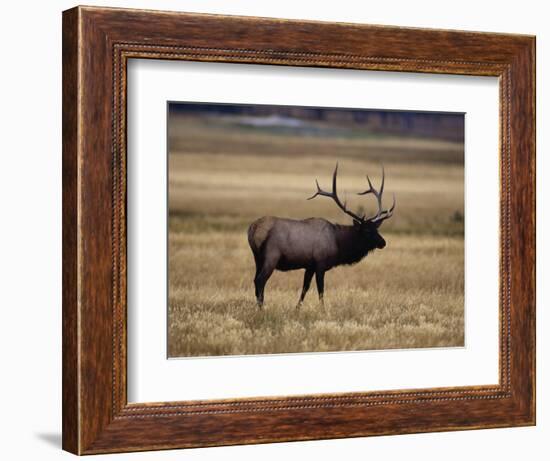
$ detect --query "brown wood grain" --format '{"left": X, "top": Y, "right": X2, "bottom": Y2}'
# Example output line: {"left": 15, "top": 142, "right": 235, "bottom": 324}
{"left": 61, "top": 6, "right": 79, "bottom": 454}
{"left": 62, "top": 5, "right": 536, "bottom": 455}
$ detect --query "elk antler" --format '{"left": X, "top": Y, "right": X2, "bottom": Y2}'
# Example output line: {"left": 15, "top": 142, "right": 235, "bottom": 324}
{"left": 357, "top": 165, "right": 396, "bottom": 224}
{"left": 307, "top": 163, "right": 365, "bottom": 224}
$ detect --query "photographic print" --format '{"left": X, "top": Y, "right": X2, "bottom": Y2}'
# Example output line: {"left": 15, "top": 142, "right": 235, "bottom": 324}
{"left": 167, "top": 102, "right": 464, "bottom": 358}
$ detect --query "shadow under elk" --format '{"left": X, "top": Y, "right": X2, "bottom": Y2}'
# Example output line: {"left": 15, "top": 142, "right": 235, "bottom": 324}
{"left": 247, "top": 164, "right": 395, "bottom": 308}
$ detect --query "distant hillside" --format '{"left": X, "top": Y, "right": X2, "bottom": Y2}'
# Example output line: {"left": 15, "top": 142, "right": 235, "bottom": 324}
{"left": 169, "top": 102, "right": 464, "bottom": 143}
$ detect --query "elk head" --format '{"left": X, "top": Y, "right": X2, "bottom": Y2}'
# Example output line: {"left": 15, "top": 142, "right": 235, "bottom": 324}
{"left": 307, "top": 163, "right": 395, "bottom": 249}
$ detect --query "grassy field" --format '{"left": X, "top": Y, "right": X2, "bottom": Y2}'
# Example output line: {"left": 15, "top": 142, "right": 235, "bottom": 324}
{"left": 167, "top": 114, "right": 464, "bottom": 357}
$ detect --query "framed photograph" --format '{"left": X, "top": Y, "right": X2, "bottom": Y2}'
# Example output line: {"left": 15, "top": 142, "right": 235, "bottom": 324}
{"left": 62, "top": 6, "right": 535, "bottom": 455}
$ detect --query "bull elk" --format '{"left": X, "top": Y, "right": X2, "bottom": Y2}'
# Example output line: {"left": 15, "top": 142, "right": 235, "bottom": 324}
{"left": 247, "top": 164, "right": 395, "bottom": 308}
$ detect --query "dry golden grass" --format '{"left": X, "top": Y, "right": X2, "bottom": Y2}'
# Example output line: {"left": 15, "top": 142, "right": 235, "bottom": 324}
{"left": 168, "top": 232, "right": 464, "bottom": 356}
{"left": 167, "top": 115, "right": 464, "bottom": 357}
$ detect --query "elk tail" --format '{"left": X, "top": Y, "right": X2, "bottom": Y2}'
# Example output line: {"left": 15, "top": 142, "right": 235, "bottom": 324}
{"left": 247, "top": 216, "right": 274, "bottom": 255}
{"left": 248, "top": 220, "right": 261, "bottom": 254}
{"left": 247, "top": 221, "right": 259, "bottom": 254}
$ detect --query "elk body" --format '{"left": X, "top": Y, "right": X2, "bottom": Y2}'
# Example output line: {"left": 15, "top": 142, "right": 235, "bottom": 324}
{"left": 248, "top": 164, "right": 395, "bottom": 308}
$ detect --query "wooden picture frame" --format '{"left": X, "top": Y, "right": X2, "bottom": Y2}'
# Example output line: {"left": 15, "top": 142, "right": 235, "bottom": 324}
{"left": 62, "top": 5, "right": 535, "bottom": 455}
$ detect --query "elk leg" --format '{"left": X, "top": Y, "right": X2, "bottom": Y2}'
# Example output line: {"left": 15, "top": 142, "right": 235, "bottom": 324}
{"left": 254, "top": 258, "right": 277, "bottom": 308}
{"left": 252, "top": 253, "right": 261, "bottom": 280}
{"left": 315, "top": 270, "right": 325, "bottom": 306}
{"left": 296, "top": 269, "right": 314, "bottom": 309}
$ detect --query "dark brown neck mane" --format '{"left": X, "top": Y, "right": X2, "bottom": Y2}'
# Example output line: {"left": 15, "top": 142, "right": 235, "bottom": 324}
{"left": 333, "top": 224, "right": 375, "bottom": 266}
